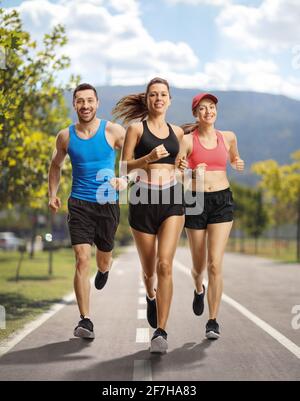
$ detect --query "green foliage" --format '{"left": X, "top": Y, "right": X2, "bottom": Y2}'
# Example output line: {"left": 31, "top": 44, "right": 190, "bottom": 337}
{"left": 231, "top": 182, "right": 269, "bottom": 238}
{"left": 0, "top": 7, "right": 78, "bottom": 211}
{"left": 252, "top": 154, "right": 300, "bottom": 226}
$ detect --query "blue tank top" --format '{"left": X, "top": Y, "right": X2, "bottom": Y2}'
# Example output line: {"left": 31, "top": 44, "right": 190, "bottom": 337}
{"left": 67, "top": 120, "right": 117, "bottom": 203}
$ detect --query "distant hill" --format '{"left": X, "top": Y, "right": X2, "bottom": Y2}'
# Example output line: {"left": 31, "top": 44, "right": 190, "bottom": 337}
{"left": 65, "top": 87, "right": 300, "bottom": 185}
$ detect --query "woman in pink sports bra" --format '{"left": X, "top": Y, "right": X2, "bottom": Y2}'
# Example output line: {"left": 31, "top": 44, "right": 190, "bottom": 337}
{"left": 180, "top": 92, "right": 244, "bottom": 340}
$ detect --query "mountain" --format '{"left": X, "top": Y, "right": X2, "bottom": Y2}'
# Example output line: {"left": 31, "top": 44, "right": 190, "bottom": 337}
{"left": 64, "top": 86, "right": 300, "bottom": 185}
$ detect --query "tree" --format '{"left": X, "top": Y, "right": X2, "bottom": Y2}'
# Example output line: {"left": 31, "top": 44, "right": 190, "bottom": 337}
{"left": 0, "top": 7, "right": 80, "bottom": 263}
{"left": 252, "top": 152, "right": 300, "bottom": 260}
{"left": 0, "top": 7, "right": 77, "bottom": 211}
{"left": 231, "top": 182, "right": 269, "bottom": 253}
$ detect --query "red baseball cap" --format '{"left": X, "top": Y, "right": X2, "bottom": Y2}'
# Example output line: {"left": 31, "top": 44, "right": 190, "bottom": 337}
{"left": 192, "top": 93, "right": 218, "bottom": 111}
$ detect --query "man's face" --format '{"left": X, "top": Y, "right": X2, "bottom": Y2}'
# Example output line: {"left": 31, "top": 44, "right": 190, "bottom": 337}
{"left": 73, "top": 89, "right": 99, "bottom": 123}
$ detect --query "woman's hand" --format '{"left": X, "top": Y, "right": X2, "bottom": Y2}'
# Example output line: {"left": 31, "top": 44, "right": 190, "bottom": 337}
{"left": 234, "top": 156, "right": 245, "bottom": 171}
{"left": 177, "top": 156, "right": 189, "bottom": 172}
{"left": 147, "top": 144, "right": 170, "bottom": 162}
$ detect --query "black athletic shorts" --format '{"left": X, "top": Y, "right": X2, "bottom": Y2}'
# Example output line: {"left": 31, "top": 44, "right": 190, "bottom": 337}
{"left": 128, "top": 182, "right": 185, "bottom": 235}
{"left": 184, "top": 188, "right": 234, "bottom": 230}
{"left": 67, "top": 197, "right": 120, "bottom": 252}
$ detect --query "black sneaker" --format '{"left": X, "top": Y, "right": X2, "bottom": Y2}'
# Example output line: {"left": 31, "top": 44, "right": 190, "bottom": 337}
{"left": 193, "top": 284, "right": 205, "bottom": 316}
{"left": 146, "top": 295, "right": 157, "bottom": 328}
{"left": 95, "top": 270, "right": 109, "bottom": 290}
{"left": 205, "top": 319, "right": 220, "bottom": 340}
{"left": 74, "top": 317, "right": 95, "bottom": 339}
{"left": 150, "top": 328, "right": 168, "bottom": 353}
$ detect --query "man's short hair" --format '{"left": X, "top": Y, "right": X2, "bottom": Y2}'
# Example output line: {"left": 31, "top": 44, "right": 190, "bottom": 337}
{"left": 73, "top": 83, "right": 98, "bottom": 102}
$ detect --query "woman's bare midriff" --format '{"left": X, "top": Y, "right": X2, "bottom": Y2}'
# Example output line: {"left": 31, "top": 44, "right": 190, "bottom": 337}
{"left": 191, "top": 170, "right": 230, "bottom": 192}
{"left": 137, "top": 163, "right": 176, "bottom": 186}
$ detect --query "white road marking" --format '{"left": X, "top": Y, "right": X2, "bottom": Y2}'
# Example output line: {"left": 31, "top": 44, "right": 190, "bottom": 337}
{"left": 136, "top": 328, "right": 149, "bottom": 343}
{"left": 174, "top": 259, "right": 300, "bottom": 359}
{"left": 137, "top": 309, "right": 147, "bottom": 320}
{"left": 133, "top": 360, "right": 152, "bottom": 381}
{"left": 138, "top": 297, "right": 146, "bottom": 305}
{"left": 0, "top": 292, "right": 75, "bottom": 358}
{"left": 0, "top": 261, "right": 122, "bottom": 358}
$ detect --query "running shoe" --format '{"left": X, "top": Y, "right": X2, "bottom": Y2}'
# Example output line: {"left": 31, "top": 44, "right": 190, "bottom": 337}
{"left": 150, "top": 328, "right": 168, "bottom": 353}
{"left": 94, "top": 270, "right": 109, "bottom": 290}
{"left": 146, "top": 295, "right": 157, "bottom": 328}
{"left": 193, "top": 284, "right": 205, "bottom": 316}
{"left": 74, "top": 317, "right": 95, "bottom": 339}
{"left": 205, "top": 319, "right": 220, "bottom": 340}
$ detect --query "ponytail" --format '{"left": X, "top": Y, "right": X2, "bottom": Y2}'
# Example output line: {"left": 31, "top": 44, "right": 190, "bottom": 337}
{"left": 112, "top": 93, "right": 148, "bottom": 125}
{"left": 181, "top": 122, "right": 198, "bottom": 135}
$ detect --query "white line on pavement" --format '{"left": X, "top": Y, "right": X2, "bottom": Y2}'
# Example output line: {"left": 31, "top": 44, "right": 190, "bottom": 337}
{"left": 0, "top": 261, "right": 121, "bottom": 358}
{"left": 136, "top": 328, "right": 149, "bottom": 343}
{"left": 174, "top": 259, "right": 300, "bottom": 359}
{"left": 138, "top": 297, "right": 147, "bottom": 305}
{"left": 137, "top": 309, "right": 147, "bottom": 320}
{"left": 133, "top": 360, "right": 152, "bottom": 381}
{"left": 0, "top": 292, "right": 75, "bottom": 358}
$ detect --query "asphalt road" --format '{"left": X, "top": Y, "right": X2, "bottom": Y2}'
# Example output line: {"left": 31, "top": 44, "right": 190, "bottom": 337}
{"left": 0, "top": 246, "right": 299, "bottom": 381}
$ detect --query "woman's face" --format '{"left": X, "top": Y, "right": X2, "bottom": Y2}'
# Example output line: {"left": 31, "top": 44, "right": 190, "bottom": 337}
{"left": 146, "top": 83, "right": 171, "bottom": 115}
{"left": 195, "top": 98, "right": 217, "bottom": 125}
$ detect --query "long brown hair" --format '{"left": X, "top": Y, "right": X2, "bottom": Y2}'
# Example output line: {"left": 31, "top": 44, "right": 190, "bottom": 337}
{"left": 181, "top": 122, "right": 198, "bottom": 135}
{"left": 112, "top": 77, "right": 170, "bottom": 125}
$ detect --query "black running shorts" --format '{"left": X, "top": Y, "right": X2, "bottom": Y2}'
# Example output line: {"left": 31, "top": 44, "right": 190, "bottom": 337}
{"left": 67, "top": 197, "right": 120, "bottom": 252}
{"left": 128, "top": 182, "right": 185, "bottom": 235}
{"left": 184, "top": 188, "right": 234, "bottom": 230}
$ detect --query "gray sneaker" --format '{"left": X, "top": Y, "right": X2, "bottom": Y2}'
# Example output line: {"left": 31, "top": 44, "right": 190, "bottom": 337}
{"left": 150, "top": 328, "right": 168, "bottom": 353}
{"left": 205, "top": 319, "right": 220, "bottom": 340}
{"left": 74, "top": 317, "right": 95, "bottom": 339}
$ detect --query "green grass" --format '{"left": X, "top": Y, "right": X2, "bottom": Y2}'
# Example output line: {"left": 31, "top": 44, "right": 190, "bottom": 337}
{"left": 227, "top": 237, "right": 298, "bottom": 263}
{"left": 179, "top": 236, "right": 299, "bottom": 263}
{"left": 0, "top": 247, "right": 121, "bottom": 342}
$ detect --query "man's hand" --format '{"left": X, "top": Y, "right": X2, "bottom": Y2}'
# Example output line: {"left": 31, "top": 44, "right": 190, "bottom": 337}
{"left": 48, "top": 196, "right": 61, "bottom": 213}
{"left": 110, "top": 177, "right": 128, "bottom": 191}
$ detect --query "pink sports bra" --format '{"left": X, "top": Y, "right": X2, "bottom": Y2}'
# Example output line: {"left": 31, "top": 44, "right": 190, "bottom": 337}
{"left": 188, "top": 129, "right": 229, "bottom": 171}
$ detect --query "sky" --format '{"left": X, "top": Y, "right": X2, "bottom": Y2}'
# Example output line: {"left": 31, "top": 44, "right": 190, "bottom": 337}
{"left": 2, "top": 0, "right": 300, "bottom": 99}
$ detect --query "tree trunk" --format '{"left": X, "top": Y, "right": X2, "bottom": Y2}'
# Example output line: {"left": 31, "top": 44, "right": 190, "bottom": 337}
{"left": 16, "top": 247, "right": 25, "bottom": 282}
{"left": 29, "top": 212, "right": 37, "bottom": 259}
{"left": 255, "top": 236, "right": 258, "bottom": 255}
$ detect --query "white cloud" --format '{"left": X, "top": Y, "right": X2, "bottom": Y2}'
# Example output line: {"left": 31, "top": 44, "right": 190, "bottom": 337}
{"left": 10, "top": 0, "right": 199, "bottom": 85}
{"left": 217, "top": 0, "right": 300, "bottom": 52}
{"left": 166, "top": 0, "right": 230, "bottom": 6}
{"left": 4, "top": 0, "right": 300, "bottom": 100}
{"left": 161, "top": 59, "right": 300, "bottom": 100}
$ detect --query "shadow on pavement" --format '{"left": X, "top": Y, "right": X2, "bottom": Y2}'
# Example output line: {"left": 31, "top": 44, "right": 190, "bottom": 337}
{"left": 65, "top": 339, "right": 213, "bottom": 381}
{"left": 0, "top": 338, "right": 93, "bottom": 365}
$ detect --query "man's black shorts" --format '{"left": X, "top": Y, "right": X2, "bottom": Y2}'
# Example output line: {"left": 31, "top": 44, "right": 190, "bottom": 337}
{"left": 184, "top": 188, "right": 234, "bottom": 230}
{"left": 67, "top": 197, "right": 120, "bottom": 252}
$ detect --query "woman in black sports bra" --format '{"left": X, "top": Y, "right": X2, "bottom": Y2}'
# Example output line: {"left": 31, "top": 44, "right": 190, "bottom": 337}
{"left": 112, "top": 77, "right": 187, "bottom": 354}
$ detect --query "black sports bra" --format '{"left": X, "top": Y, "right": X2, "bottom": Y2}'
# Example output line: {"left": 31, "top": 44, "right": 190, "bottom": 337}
{"left": 134, "top": 120, "right": 179, "bottom": 165}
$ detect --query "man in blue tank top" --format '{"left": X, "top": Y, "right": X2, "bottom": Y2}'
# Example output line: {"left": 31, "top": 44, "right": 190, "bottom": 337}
{"left": 48, "top": 83, "right": 125, "bottom": 339}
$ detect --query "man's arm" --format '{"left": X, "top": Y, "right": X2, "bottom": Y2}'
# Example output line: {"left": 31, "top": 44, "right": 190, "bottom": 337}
{"left": 106, "top": 121, "right": 126, "bottom": 150}
{"left": 48, "top": 130, "right": 68, "bottom": 212}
